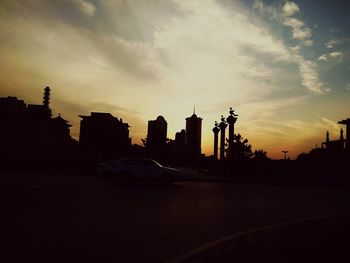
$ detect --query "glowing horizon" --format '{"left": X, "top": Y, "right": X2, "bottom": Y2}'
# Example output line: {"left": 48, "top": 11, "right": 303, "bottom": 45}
{"left": 0, "top": 0, "right": 349, "bottom": 159}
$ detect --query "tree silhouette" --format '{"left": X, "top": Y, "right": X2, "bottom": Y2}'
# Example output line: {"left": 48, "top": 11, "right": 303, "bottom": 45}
{"left": 226, "top": 133, "right": 253, "bottom": 160}
{"left": 252, "top": 149, "right": 270, "bottom": 161}
{"left": 296, "top": 152, "right": 309, "bottom": 162}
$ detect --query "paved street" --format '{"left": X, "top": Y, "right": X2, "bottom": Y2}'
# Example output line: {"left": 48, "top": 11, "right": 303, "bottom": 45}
{"left": 1, "top": 173, "right": 350, "bottom": 262}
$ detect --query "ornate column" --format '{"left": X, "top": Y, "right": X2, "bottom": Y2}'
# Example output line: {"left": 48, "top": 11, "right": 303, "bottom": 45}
{"left": 218, "top": 116, "right": 227, "bottom": 160}
{"left": 338, "top": 119, "right": 350, "bottom": 150}
{"left": 226, "top": 107, "right": 238, "bottom": 157}
{"left": 340, "top": 128, "right": 344, "bottom": 147}
{"left": 212, "top": 121, "right": 220, "bottom": 160}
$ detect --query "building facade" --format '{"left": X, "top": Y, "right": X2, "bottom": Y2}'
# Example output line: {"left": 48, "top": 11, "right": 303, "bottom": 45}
{"left": 146, "top": 115, "right": 167, "bottom": 153}
{"left": 79, "top": 112, "right": 131, "bottom": 160}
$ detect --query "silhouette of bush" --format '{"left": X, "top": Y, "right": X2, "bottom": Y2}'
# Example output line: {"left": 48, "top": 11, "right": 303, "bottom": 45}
{"left": 252, "top": 149, "right": 271, "bottom": 162}
{"left": 225, "top": 133, "right": 253, "bottom": 161}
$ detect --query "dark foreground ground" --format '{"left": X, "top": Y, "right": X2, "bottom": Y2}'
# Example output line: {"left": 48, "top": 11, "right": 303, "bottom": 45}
{"left": 1, "top": 172, "right": 350, "bottom": 263}
{"left": 180, "top": 214, "right": 350, "bottom": 263}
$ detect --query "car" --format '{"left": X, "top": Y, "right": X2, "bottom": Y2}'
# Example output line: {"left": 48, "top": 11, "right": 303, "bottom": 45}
{"left": 97, "top": 158, "right": 182, "bottom": 183}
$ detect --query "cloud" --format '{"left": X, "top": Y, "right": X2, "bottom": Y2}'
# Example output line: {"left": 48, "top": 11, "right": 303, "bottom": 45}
{"left": 252, "top": 0, "right": 264, "bottom": 11}
{"left": 292, "top": 27, "right": 311, "bottom": 40}
{"left": 325, "top": 39, "right": 342, "bottom": 49}
{"left": 297, "top": 59, "right": 324, "bottom": 94}
{"left": 290, "top": 45, "right": 301, "bottom": 52}
{"left": 283, "top": 17, "right": 304, "bottom": 28}
{"left": 77, "top": 0, "right": 96, "bottom": 17}
{"left": 283, "top": 17, "right": 312, "bottom": 40}
{"left": 328, "top": 51, "right": 343, "bottom": 61}
{"left": 285, "top": 47, "right": 324, "bottom": 94}
{"left": 303, "top": 40, "right": 314, "bottom": 46}
{"left": 0, "top": 0, "right": 185, "bottom": 42}
{"left": 319, "top": 117, "right": 340, "bottom": 133}
{"left": 252, "top": 0, "right": 279, "bottom": 19}
{"left": 318, "top": 51, "right": 343, "bottom": 62}
{"left": 282, "top": 1, "right": 300, "bottom": 17}
{"left": 318, "top": 54, "right": 328, "bottom": 61}
{"left": 280, "top": 1, "right": 314, "bottom": 46}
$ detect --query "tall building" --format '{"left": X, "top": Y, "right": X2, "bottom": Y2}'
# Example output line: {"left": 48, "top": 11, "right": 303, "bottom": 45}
{"left": 146, "top": 115, "right": 167, "bottom": 153}
{"left": 79, "top": 112, "right": 131, "bottom": 160}
{"left": 185, "top": 111, "right": 202, "bottom": 158}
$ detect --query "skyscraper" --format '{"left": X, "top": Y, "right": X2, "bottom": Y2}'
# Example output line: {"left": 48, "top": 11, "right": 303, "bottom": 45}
{"left": 185, "top": 111, "right": 202, "bottom": 158}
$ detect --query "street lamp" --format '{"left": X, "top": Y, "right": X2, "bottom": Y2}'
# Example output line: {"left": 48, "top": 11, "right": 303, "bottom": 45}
{"left": 282, "top": 150, "right": 288, "bottom": 160}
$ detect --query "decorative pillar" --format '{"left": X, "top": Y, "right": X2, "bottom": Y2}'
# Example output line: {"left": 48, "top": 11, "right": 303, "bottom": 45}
{"left": 218, "top": 115, "right": 227, "bottom": 160}
{"left": 226, "top": 107, "right": 238, "bottom": 158}
{"left": 338, "top": 119, "right": 350, "bottom": 150}
{"left": 212, "top": 121, "right": 220, "bottom": 160}
{"left": 340, "top": 128, "right": 344, "bottom": 149}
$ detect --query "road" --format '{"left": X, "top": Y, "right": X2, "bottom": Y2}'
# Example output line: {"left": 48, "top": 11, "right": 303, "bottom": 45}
{"left": 1, "top": 173, "right": 350, "bottom": 262}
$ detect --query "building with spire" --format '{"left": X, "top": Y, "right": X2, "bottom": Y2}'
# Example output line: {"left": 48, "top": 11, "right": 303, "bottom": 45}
{"left": 185, "top": 109, "right": 202, "bottom": 158}
{"left": 0, "top": 87, "right": 75, "bottom": 160}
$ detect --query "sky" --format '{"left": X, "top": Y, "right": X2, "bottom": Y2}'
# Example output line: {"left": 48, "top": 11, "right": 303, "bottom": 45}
{"left": 0, "top": 0, "right": 349, "bottom": 159}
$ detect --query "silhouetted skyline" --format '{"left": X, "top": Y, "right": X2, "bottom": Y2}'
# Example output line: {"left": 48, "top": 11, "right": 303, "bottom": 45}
{"left": 1, "top": 88, "right": 206, "bottom": 162}
{"left": 1, "top": 87, "right": 350, "bottom": 161}
{"left": 0, "top": 0, "right": 349, "bottom": 159}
